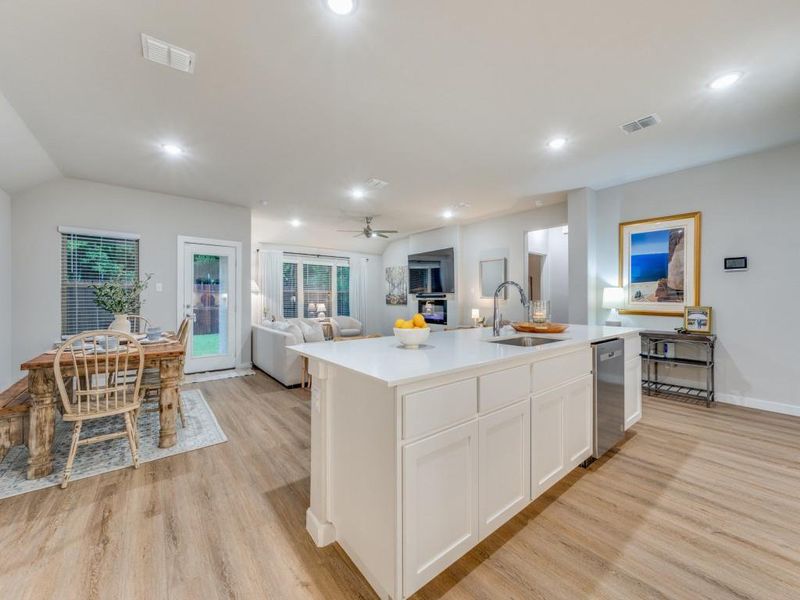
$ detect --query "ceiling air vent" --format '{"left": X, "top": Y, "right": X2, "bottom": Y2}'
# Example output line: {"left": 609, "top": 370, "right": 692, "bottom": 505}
{"left": 619, "top": 113, "right": 661, "bottom": 134}
{"left": 365, "top": 178, "right": 389, "bottom": 189}
{"left": 141, "top": 34, "right": 195, "bottom": 74}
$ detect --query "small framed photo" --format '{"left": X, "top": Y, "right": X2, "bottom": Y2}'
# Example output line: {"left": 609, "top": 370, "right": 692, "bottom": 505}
{"left": 684, "top": 306, "right": 712, "bottom": 334}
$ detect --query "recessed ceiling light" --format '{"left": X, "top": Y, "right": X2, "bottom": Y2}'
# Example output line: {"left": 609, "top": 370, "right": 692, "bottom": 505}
{"left": 547, "top": 137, "right": 567, "bottom": 150}
{"left": 709, "top": 72, "right": 742, "bottom": 90}
{"left": 535, "top": 199, "right": 544, "bottom": 207}
{"left": 351, "top": 187, "right": 366, "bottom": 199}
{"left": 442, "top": 209, "right": 454, "bottom": 219}
{"left": 260, "top": 200, "right": 269, "bottom": 207}
{"left": 161, "top": 143, "right": 184, "bottom": 156}
{"left": 325, "top": 0, "right": 357, "bottom": 16}
{"left": 290, "top": 218, "right": 302, "bottom": 227}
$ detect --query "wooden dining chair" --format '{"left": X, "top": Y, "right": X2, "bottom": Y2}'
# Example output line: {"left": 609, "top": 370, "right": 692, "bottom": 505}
{"left": 138, "top": 317, "right": 191, "bottom": 428}
{"left": 53, "top": 331, "right": 144, "bottom": 489}
{"left": 128, "top": 315, "right": 152, "bottom": 334}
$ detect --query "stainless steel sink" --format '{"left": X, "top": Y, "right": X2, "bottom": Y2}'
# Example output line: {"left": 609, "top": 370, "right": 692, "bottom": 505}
{"left": 489, "top": 336, "right": 559, "bottom": 347}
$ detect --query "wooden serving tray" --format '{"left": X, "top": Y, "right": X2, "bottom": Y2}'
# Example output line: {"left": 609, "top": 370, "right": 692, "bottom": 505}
{"left": 511, "top": 322, "right": 569, "bottom": 334}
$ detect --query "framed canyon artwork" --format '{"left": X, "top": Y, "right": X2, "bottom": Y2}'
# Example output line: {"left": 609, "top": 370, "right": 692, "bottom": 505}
{"left": 619, "top": 212, "right": 701, "bottom": 316}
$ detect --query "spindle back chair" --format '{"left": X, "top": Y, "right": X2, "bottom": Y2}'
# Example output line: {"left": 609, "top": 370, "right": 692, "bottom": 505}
{"left": 53, "top": 330, "right": 144, "bottom": 488}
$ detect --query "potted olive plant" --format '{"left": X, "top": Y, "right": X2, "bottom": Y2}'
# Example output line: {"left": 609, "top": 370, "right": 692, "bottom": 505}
{"left": 91, "top": 273, "right": 152, "bottom": 333}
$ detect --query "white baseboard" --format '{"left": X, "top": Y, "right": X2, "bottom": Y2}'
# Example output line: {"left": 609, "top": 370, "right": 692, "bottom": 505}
{"left": 306, "top": 507, "right": 336, "bottom": 547}
{"left": 716, "top": 393, "right": 800, "bottom": 417}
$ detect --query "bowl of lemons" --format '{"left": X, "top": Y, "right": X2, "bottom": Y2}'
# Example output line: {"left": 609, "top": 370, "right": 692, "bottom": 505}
{"left": 393, "top": 314, "right": 431, "bottom": 349}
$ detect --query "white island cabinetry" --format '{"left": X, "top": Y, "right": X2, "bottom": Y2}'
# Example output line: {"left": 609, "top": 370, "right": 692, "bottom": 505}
{"left": 293, "top": 325, "right": 641, "bottom": 599}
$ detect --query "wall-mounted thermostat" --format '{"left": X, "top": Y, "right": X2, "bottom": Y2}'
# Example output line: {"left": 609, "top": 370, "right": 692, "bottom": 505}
{"left": 724, "top": 257, "right": 748, "bottom": 271}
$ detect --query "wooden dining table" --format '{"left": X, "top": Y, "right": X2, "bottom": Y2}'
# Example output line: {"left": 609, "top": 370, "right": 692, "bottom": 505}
{"left": 19, "top": 337, "right": 186, "bottom": 480}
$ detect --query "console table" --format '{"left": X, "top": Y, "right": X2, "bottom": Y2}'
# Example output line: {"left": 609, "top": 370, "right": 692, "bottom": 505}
{"left": 639, "top": 330, "right": 716, "bottom": 407}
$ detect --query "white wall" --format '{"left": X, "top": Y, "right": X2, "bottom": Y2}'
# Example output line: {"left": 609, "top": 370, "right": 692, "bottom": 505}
{"left": 11, "top": 177, "right": 252, "bottom": 378}
{"left": 254, "top": 243, "right": 383, "bottom": 334}
{"left": 594, "top": 142, "right": 800, "bottom": 415}
{"left": 460, "top": 203, "right": 568, "bottom": 325}
{"left": 380, "top": 226, "right": 462, "bottom": 334}
{"left": 0, "top": 188, "right": 12, "bottom": 390}
{"left": 526, "top": 226, "right": 569, "bottom": 323}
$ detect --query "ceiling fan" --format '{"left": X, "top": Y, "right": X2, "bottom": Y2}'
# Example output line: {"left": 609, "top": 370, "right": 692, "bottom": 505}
{"left": 337, "top": 216, "right": 398, "bottom": 239}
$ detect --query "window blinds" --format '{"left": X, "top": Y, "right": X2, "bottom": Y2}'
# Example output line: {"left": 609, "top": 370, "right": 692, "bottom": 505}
{"left": 280, "top": 253, "right": 350, "bottom": 318}
{"left": 60, "top": 231, "right": 140, "bottom": 335}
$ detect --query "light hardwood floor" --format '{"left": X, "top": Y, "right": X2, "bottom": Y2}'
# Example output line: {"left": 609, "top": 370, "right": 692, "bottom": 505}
{"left": 0, "top": 371, "right": 798, "bottom": 600}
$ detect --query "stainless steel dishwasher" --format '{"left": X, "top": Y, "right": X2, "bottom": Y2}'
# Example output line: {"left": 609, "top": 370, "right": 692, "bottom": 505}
{"left": 591, "top": 338, "right": 625, "bottom": 459}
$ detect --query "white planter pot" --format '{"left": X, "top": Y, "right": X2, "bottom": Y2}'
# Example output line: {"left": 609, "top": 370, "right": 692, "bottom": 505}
{"left": 110, "top": 314, "right": 131, "bottom": 333}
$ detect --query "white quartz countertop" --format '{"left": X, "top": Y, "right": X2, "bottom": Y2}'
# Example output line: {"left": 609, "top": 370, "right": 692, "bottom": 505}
{"left": 289, "top": 324, "right": 642, "bottom": 387}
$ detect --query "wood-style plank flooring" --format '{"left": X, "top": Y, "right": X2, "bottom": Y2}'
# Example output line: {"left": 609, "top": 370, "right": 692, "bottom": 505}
{"left": 0, "top": 371, "right": 798, "bottom": 599}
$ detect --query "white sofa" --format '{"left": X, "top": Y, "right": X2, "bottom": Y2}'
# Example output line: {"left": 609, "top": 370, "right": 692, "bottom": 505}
{"left": 252, "top": 322, "right": 305, "bottom": 387}
{"left": 252, "top": 316, "right": 363, "bottom": 387}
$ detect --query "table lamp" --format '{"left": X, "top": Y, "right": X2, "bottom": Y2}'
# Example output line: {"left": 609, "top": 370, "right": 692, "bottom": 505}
{"left": 471, "top": 308, "right": 480, "bottom": 327}
{"left": 307, "top": 302, "right": 317, "bottom": 317}
{"left": 316, "top": 303, "right": 327, "bottom": 319}
{"left": 602, "top": 287, "right": 624, "bottom": 326}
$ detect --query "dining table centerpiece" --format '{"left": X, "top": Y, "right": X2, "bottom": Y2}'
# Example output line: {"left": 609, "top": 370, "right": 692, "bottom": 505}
{"left": 91, "top": 273, "right": 152, "bottom": 333}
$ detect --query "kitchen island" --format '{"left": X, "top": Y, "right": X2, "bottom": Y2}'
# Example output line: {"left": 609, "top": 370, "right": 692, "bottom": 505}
{"left": 290, "top": 324, "right": 642, "bottom": 600}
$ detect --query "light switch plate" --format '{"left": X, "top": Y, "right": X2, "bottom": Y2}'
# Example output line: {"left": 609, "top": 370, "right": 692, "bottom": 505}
{"left": 155, "top": 282, "right": 163, "bottom": 292}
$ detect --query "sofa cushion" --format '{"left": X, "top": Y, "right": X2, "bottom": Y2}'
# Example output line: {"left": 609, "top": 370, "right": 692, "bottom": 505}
{"left": 339, "top": 328, "right": 361, "bottom": 337}
{"left": 297, "top": 320, "right": 325, "bottom": 343}
{"left": 264, "top": 320, "right": 304, "bottom": 344}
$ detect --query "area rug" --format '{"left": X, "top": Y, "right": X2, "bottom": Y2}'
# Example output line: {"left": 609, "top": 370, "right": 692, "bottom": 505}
{"left": 184, "top": 368, "right": 256, "bottom": 384}
{"left": 0, "top": 389, "right": 227, "bottom": 499}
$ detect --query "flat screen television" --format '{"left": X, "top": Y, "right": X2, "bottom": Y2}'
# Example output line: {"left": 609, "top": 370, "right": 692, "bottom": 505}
{"left": 408, "top": 248, "right": 455, "bottom": 294}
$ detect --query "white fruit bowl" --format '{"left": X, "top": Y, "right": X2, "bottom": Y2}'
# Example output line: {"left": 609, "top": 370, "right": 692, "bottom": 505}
{"left": 393, "top": 327, "right": 431, "bottom": 349}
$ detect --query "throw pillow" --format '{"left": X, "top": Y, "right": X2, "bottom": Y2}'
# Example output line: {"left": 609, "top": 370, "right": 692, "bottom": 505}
{"left": 298, "top": 320, "right": 325, "bottom": 343}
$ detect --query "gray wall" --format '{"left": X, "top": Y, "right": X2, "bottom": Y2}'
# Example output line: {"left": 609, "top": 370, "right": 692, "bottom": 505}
{"left": 593, "top": 142, "right": 800, "bottom": 415}
{"left": 0, "top": 188, "right": 11, "bottom": 389}
{"left": 11, "top": 177, "right": 252, "bottom": 379}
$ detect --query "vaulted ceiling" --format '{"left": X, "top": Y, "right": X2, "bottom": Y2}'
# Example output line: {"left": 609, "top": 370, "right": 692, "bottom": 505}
{"left": 1, "top": 0, "right": 798, "bottom": 246}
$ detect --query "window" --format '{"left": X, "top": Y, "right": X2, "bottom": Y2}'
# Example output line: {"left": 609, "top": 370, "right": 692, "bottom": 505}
{"left": 336, "top": 265, "right": 350, "bottom": 316}
{"left": 282, "top": 262, "right": 298, "bottom": 318}
{"left": 60, "top": 229, "right": 140, "bottom": 336}
{"left": 281, "top": 254, "right": 350, "bottom": 319}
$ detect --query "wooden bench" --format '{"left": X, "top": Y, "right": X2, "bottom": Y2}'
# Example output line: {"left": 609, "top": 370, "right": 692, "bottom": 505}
{"left": 0, "top": 377, "right": 30, "bottom": 462}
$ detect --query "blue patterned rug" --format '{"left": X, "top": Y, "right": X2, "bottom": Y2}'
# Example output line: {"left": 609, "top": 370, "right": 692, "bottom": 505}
{"left": 0, "top": 389, "right": 227, "bottom": 499}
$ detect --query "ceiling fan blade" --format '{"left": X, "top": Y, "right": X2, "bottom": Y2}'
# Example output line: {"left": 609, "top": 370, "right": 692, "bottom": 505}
{"left": 376, "top": 233, "right": 389, "bottom": 238}
{"left": 352, "top": 233, "right": 365, "bottom": 238}
{"left": 337, "top": 229, "right": 364, "bottom": 233}
{"left": 372, "top": 230, "right": 398, "bottom": 234}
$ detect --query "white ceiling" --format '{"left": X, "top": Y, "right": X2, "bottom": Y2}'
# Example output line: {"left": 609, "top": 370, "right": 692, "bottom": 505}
{"left": 0, "top": 92, "right": 59, "bottom": 194}
{"left": 1, "top": 0, "right": 799, "bottom": 249}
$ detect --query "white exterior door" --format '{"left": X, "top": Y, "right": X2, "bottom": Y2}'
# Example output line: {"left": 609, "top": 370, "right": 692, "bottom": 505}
{"left": 180, "top": 241, "right": 238, "bottom": 373}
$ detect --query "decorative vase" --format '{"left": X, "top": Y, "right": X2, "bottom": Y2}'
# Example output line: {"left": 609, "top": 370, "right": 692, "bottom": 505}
{"left": 110, "top": 314, "right": 131, "bottom": 333}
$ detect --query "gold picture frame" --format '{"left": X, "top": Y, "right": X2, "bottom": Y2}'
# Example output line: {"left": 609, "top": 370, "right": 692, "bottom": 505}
{"left": 618, "top": 211, "right": 701, "bottom": 316}
{"left": 684, "top": 306, "right": 712, "bottom": 334}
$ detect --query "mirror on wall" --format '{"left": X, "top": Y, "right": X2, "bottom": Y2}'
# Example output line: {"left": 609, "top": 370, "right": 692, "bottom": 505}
{"left": 480, "top": 258, "right": 507, "bottom": 298}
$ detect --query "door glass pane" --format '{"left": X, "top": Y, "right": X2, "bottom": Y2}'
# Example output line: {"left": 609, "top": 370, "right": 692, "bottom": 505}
{"left": 192, "top": 254, "right": 229, "bottom": 357}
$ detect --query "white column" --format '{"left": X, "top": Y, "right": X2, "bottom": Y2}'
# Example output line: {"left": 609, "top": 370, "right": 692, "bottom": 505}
{"left": 306, "top": 360, "right": 337, "bottom": 546}
{"left": 567, "top": 188, "right": 598, "bottom": 325}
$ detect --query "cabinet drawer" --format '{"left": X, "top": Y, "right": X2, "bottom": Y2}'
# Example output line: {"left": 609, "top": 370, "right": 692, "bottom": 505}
{"left": 532, "top": 347, "right": 591, "bottom": 394}
{"left": 403, "top": 378, "right": 478, "bottom": 440}
{"left": 624, "top": 335, "right": 641, "bottom": 361}
{"left": 479, "top": 364, "right": 530, "bottom": 414}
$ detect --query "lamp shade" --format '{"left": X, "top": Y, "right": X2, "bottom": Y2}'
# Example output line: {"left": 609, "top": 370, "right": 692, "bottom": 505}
{"left": 308, "top": 302, "right": 317, "bottom": 313}
{"left": 602, "top": 287, "right": 625, "bottom": 309}
{"left": 316, "top": 303, "right": 327, "bottom": 313}
{"left": 471, "top": 309, "right": 480, "bottom": 319}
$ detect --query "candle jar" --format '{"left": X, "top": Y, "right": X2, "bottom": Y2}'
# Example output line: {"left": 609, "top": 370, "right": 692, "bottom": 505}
{"left": 531, "top": 300, "right": 550, "bottom": 324}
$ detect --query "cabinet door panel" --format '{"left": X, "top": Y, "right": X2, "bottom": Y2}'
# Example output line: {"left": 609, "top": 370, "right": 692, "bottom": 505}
{"left": 403, "top": 421, "right": 479, "bottom": 597}
{"left": 531, "top": 388, "right": 565, "bottom": 498}
{"left": 479, "top": 399, "right": 530, "bottom": 539}
{"left": 563, "top": 375, "right": 593, "bottom": 466}
{"left": 625, "top": 358, "right": 642, "bottom": 429}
